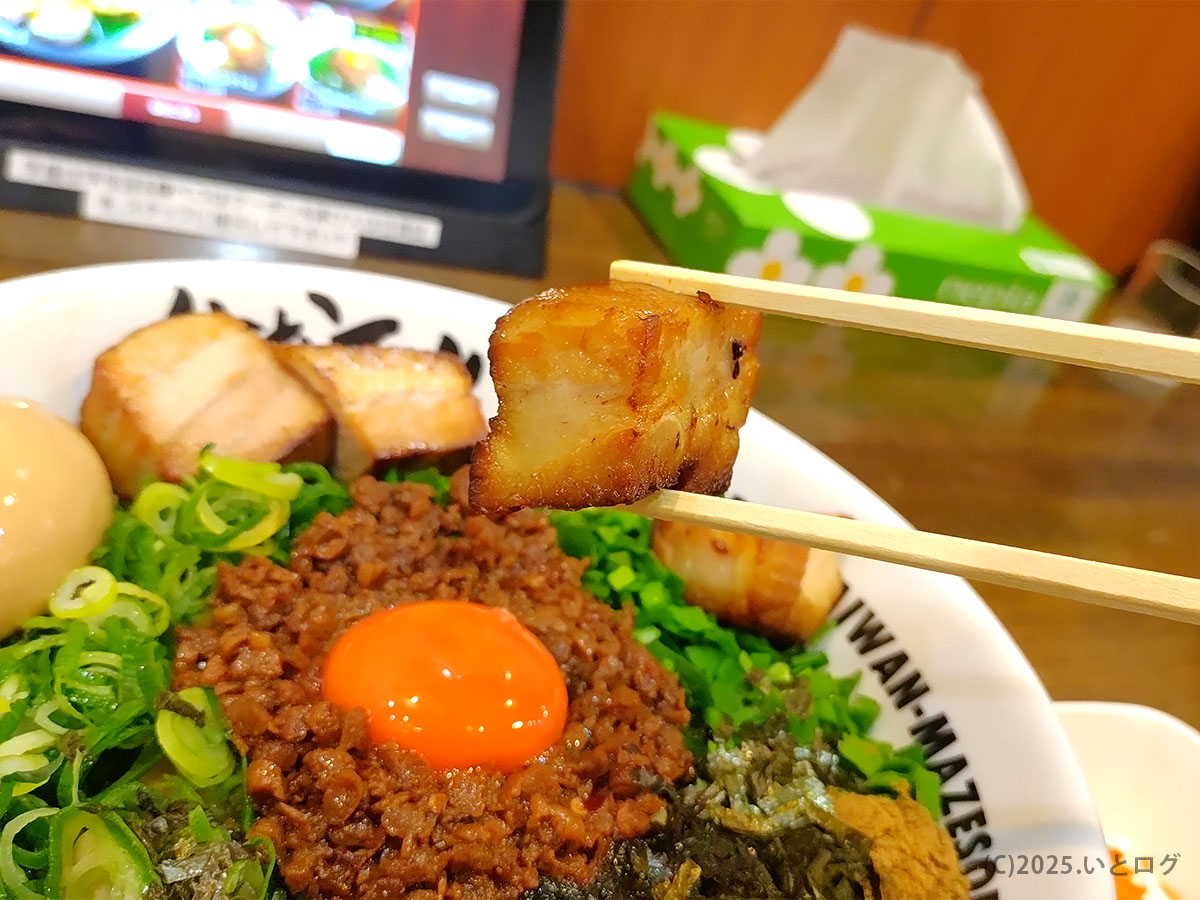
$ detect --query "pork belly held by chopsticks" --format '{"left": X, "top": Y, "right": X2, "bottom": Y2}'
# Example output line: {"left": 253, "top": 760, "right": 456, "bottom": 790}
{"left": 469, "top": 282, "right": 763, "bottom": 514}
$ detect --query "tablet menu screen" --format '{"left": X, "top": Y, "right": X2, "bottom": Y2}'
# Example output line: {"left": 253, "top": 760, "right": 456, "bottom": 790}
{"left": 0, "top": 0, "right": 526, "bottom": 182}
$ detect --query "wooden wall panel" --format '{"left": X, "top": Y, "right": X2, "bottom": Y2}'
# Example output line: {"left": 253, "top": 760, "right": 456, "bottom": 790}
{"left": 549, "top": 0, "right": 925, "bottom": 190}
{"left": 549, "top": 0, "right": 1200, "bottom": 275}
{"left": 918, "top": 1, "right": 1200, "bottom": 273}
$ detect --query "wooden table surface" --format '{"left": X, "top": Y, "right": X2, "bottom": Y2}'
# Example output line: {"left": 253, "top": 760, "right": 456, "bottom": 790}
{"left": 2, "top": 184, "right": 1197, "bottom": 730}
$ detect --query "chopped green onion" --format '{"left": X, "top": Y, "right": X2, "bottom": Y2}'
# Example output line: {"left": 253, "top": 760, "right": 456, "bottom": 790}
{"left": 32, "top": 701, "right": 72, "bottom": 737}
{"left": 90, "top": 599, "right": 152, "bottom": 635}
{"left": 550, "top": 507, "right": 945, "bottom": 816}
{"left": 911, "top": 767, "right": 942, "bottom": 817}
{"left": 187, "top": 805, "right": 214, "bottom": 844}
{"left": 0, "top": 454, "right": 355, "bottom": 898}
{"left": 10, "top": 774, "right": 51, "bottom": 798}
{"left": 0, "top": 731, "right": 56, "bottom": 759}
{"left": 10, "top": 634, "right": 67, "bottom": 659}
{"left": 864, "top": 769, "right": 909, "bottom": 791}
{"left": 194, "top": 491, "right": 232, "bottom": 536}
{"left": 199, "top": 451, "right": 303, "bottom": 500}
{"left": 130, "top": 482, "right": 189, "bottom": 537}
{"left": 0, "top": 807, "right": 55, "bottom": 900}
{"left": 766, "top": 661, "right": 793, "bottom": 685}
{"left": 48, "top": 568, "right": 116, "bottom": 620}
{"left": 280, "top": 462, "right": 353, "bottom": 542}
{"left": 838, "top": 734, "right": 884, "bottom": 777}
{"left": 155, "top": 688, "right": 236, "bottom": 787}
{"left": 0, "top": 677, "right": 26, "bottom": 718}
{"left": 219, "top": 498, "right": 289, "bottom": 551}
{"left": 0, "top": 756, "right": 50, "bottom": 780}
{"left": 99, "top": 584, "right": 170, "bottom": 637}
{"left": 633, "top": 626, "right": 661, "bottom": 644}
{"left": 46, "top": 807, "right": 158, "bottom": 900}
{"left": 607, "top": 565, "right": 636, "bottom": 591}
{"left": 76, "top": 651, "right": 121, "bottom": 672}
{"left": 223, "top": 852, "right": 272, "bottom": 900}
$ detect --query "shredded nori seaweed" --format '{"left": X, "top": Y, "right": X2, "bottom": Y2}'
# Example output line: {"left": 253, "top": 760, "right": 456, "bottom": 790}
{"left": 532, "top": 727, "right": 879, "bottom": 900}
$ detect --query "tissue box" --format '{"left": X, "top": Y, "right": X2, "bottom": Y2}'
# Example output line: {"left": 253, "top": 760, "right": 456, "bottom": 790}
{"left": 627, "top": 113, "right": 1112, "bottom": 320}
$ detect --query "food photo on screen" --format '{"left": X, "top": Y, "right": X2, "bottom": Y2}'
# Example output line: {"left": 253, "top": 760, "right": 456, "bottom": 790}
{"left": 175, "top": 0, "right": 308, "bottom": 101}
{"left": 296, "top": 7, "right": 412, "bottom": 125}
{"left": 0, "top": 0, "right": 187, "bottom": 67}
{"left": 0, "top": 0, "right": 524, "bottom": 180}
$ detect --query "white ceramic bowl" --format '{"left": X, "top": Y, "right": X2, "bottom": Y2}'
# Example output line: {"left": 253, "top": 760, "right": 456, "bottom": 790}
{"left": 0, "top": 260, "right": 1113, "bottom": 899}
{"left": 1056, "top": 702, "right": 1199, "bottom": 899}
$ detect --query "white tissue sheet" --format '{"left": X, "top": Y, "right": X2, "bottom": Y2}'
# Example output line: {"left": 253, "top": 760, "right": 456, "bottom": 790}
{"left": 745, "top": 26, "right": 1029, "bottom": 232}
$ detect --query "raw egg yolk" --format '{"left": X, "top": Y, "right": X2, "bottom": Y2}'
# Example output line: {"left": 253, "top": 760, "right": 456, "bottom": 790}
{"left": 322, "top": 601, "right": 568, "bottom": 771}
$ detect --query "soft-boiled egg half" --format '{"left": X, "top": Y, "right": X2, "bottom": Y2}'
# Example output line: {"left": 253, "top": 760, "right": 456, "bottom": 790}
{"left": 322, "top": 601, "right": 568, "bottom": 771}
{"left": 0, "top": 398, "right": 114, "bottom": 636}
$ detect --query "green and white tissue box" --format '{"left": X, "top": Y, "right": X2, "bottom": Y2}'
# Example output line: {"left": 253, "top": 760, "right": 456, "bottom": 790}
{"left": 627, "top": 113, "right": 1112, "bottom": 321}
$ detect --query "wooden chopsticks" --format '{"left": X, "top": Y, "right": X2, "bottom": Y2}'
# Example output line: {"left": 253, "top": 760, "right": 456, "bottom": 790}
{"left": 609, "top": 260, "right": 1200, "bottom": 626}
{"left": 630, "top": 491, "right": 1200, "bottom": 625}
{"left": 611, "top": 260, "right": 1200, "bottom": 384}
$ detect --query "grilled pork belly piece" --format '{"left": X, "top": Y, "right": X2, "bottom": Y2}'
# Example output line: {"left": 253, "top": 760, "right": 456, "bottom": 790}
{"left": 470, "top": 282, "right": 763, "bottom": 513}
{"left": 651, "top": 520, "right": 844, "bottom": 642}
{"left": 80, "top": 314, "right": 330, "bottom": 497}
{"left": 275, "top": 344, "right": 486, "bottom": 481}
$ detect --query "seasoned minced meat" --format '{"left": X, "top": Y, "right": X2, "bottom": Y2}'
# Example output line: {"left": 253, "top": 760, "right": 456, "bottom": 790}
{"left": 173, "top": 470, "right": 693, "bottom": 900}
